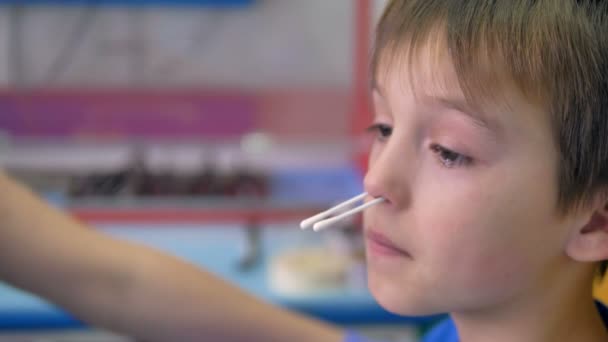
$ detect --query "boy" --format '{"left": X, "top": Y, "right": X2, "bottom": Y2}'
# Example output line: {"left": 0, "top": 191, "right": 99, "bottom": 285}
{"left": 356, "top": 0, "right": 608, "bottom": 341}
{"left": 0, "top": 0, "right": 607, "bottom": 341}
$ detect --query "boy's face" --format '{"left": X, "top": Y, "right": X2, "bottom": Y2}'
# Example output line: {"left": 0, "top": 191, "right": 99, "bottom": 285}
{"left": 363, "top": 44, "right": 579, "bottom": 315}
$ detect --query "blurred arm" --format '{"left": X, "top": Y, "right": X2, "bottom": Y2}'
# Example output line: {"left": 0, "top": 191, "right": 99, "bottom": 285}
{"left": 0, "top": 171, "right": 343, "bottom": 342}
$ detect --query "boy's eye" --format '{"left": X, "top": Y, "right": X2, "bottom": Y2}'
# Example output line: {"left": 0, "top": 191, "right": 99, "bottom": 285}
{"left": 430, "top": 144, "right": 473, "bottom": 168}
{"left": 366, "top": 123, "right": 393, "bottom": 141}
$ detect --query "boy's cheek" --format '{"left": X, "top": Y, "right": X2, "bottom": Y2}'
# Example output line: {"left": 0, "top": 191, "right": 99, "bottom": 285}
{"left": 452, "top": 241, "right": 532, "bottom": 294}
{"left": 419, "top": 212, "right": 534, "bottom": 305}
{"left": 425, "top": 190, "right": 558, "bottom": 298}
{"left": 414, "top": 181, "right": 523, "bottom": 261}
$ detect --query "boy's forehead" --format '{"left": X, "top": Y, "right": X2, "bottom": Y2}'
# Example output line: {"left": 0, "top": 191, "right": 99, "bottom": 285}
{"left": 374, "top": 29, "right": 530, "bottom": 108}
{"left": 373, "top": 41, "right": 467, "bottom": 106}
{"left": 372, "top": 40, "right": 545, "bottom": 134}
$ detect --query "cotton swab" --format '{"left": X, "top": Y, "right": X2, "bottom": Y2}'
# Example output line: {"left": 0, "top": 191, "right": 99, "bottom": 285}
{"left": 299, "top": 192, "right": 385, "bottom": 232}
{"left": 312, "top": 197, "right": 384, "bottom": 231}
{"left": 299, "top": 192, "right": 368, "bottom": 229}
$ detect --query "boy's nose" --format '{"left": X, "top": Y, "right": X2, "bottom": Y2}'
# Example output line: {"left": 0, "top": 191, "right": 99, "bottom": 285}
{"left": 363, "top": 143, "right": 412, "bottom": 208}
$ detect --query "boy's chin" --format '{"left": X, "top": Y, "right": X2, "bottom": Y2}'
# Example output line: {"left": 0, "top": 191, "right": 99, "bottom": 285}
{"left": 369, "top": 277, "right": 444, "bottom": 316}
{"left": 374, "top": 293, "right": 445, "bottom": 317}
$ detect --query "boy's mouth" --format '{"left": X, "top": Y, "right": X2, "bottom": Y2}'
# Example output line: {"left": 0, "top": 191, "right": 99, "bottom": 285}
{"left": 365, "top": 230, "right": 411, "bottom": 258}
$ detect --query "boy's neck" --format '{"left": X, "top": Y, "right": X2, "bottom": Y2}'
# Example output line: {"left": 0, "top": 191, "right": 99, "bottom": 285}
{"left": 451, "top": 263, "right": 608, "bottom": 342}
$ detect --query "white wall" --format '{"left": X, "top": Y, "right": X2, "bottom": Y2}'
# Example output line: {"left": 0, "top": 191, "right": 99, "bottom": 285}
{"left": 0, "top": 9, "right": 10, "bottom": 85}
{"left": 0, "top": 1, "right": 394, "bottom": 88}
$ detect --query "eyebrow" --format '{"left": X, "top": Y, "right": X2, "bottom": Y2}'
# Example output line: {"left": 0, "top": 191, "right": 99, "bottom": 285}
{"left": 371, "top": 84, "right": 499, "bottom": 133}
{"left": 371, "top": 82, "right": 390, "bottom": 103}
{"left": 433, "top": 96, "right": 495, "bottom": 131}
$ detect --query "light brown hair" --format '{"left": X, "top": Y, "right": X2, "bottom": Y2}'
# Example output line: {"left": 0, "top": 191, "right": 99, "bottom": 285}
{"left": 371, "top": 0, "right": 608, "bottom": 273}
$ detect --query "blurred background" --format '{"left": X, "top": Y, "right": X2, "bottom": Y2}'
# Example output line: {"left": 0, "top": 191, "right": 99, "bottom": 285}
{"left": 0, "top": 1, "right": 443, "bottom": 341}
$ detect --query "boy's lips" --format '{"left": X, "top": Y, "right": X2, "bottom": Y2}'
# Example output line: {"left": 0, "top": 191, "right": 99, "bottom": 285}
{"left": 365, "top": 229, "right": 411, "bottom": 258}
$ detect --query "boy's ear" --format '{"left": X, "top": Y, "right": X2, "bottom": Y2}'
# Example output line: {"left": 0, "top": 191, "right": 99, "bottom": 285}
{"left": 566, "top": 198, "right": 608, "bottom": 262}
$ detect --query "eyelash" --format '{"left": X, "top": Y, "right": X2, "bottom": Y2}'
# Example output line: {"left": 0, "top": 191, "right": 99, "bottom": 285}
{"left": 366, "top": 123, "right": 474, "bottom": 168}
{"left": 430, "top": 144, "right": 473, "bottom": 168}
{"left": 366, "top": 123, "right": 392, "bottom": 141}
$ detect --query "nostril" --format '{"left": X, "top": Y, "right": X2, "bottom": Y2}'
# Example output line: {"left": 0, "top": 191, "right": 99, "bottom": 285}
{"left": 363, "top": 179, "right": 385, "bottom": 202}
{"left": 371, "top": 194, "right": 390, "bottom": 206}
{"left": 363, "top": 183, "right": 392, "bottom": 207}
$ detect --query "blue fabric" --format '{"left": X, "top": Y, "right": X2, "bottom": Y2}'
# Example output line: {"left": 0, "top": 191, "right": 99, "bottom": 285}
{"left": 421, "top": 318, "right": 458, "bottom": 342}
{"left": 343, "top": 330, "right": 380, "bottom": 342}
{"left": 344, "top": 301, "right": 608, "bottom": 342}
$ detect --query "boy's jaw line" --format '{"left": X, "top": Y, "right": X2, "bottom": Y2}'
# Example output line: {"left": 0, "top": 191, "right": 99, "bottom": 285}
{"left": 449, "top": 263, "right": 608, "bottom": 342}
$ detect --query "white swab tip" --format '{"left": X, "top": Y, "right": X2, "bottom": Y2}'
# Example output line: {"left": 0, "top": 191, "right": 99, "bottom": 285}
{"left": 298, "top": 193, "right": 383, "bottom": 232}
{"left": 312, "top": 221, "right": 328, "bottom": 232}
{"left": 300, "top": 217, "right": 318, "bottom": 229}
